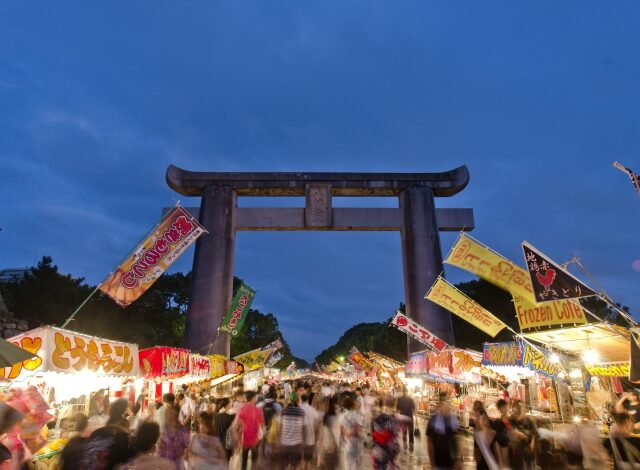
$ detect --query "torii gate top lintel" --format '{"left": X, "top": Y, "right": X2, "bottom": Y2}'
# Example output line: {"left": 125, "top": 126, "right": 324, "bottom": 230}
{"left": 166, "top": 164, "right": 470, "bottom": 197}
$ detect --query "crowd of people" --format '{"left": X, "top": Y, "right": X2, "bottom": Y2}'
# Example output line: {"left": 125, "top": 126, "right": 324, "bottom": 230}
{"left": 1, "top": 379, "right": 638, "bottom": 469}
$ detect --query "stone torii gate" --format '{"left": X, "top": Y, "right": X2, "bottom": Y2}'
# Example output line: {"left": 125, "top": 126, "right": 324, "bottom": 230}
{"left": 166, "top": 164, "right": 474, "bottom": 357}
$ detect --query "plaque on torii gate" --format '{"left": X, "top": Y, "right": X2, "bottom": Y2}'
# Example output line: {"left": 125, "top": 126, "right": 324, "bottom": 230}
{"left": 166, "top": 165, "right": 474, "bottom": 357}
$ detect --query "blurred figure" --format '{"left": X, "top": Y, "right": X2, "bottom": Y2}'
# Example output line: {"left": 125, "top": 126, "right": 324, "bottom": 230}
{"left": 156, "top": 393, "right": 176, "bottom": 434}
{"left": 509, "top": 400, "right": 538, "bottom": 470}
{"left": 278, "top": 392, "right": 306, "bottom": 469}
{"left": 299, "top": 393, "right": 318, "bottom": 469}
{"left": 186, "top": 412, "right": 228, "bottom": 469}
{"left": 213, "top": 398, "right": 235, "bottom": 461}
{"left": 371, "top": 397, "right": 400, "bottom": 470}
{"left": 235, "top": 390, "right": 264, "bottom": 470}
{"left": 157, "top": 407, "right": 189, "bottom": 470}
{"left": 121, "top": 421, "right": 174, "bottom": 470}
{"left": 470, "top": 400, "right": 497, "bottom": 470}
{"left": 616, "top": 392, "right": 640, "bottom": 432}
{"left": 317, "top": 396, "right": 339, "bottom": 470}
{"left": 61, "top": 414, "right": 90, "bottom": 470}
{"left": 491, "top": 398, "right": 511, "bottom": 468}
{"left": 0, "top": 443, "right": 11, "bottom": 470}
{"left": 85, "top": 398, "right": 132, "bottom": 469}
{"left": 339, "top": 395, "right": 364, "bottom": 470}
{"left": 395, "top": 387, "right": 415, "bottom": 451}
{"left": 426, "top": 392, "right": 460, "bottom": 470}
{"left": 604, "top": 412, "right": 640, "bottom": 469}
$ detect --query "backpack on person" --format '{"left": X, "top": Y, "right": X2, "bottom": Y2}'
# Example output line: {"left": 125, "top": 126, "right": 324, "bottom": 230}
{"left": 263, "top": 401, "right": 277, "bottom": 430}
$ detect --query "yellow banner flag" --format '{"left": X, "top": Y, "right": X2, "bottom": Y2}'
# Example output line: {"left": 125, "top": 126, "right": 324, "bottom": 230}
{"left": 512, "top": 294, "right": 587, "bottom": 330}
{"left": 425, "top": 277, "right": 507, "bottom": 337}
{"left": 233, "top": 347, "right": 275, "bottom": 371}
{"left": 445, "top": 233, "right": 533, "bottom": 299}
{"left": 445, "top": 234, "right": 588, "bottom": 331}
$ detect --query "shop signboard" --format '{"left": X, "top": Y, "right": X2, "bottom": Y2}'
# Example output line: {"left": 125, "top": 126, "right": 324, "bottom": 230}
{"left": 482, "top": 342, "right": 524, "bottom": 367}
{"left": 188, "top": 354, "right": 212, "bottom": 378}
{"left": 390, "top": 312, "right": 447, "bottom": 351}
{"left": 0, "top": 326, "right": 139, "bottom": 381}
{"left": 521, "top": 343, "right": 563, "bottom": 379}
{"left": 406, "top": 351, "right": 428, "bottom": 375}
{"left": 348, "top": 347, "right": 378, "bottom": 376}
{"left": 585, "top": 362, "right": 630, "bottom": 377}
{"left": 139, "top": 346, "right": 189, "bottom": 379}
{"left": 445, "top": 234, "right": 588, "bottom": 331}
{"left": 99, "top": 206, "right": 205, "bottom": 307}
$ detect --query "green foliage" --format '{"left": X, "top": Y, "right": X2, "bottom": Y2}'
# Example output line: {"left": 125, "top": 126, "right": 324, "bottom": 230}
{"left": 0, "top": 257, "right": 308, "bottom": 366}
{"left": 314, "top": 304, "right": 407, "bottom": 366}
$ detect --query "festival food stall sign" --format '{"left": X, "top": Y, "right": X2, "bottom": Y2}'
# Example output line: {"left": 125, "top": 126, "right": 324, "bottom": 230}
{"left": 482, "top": 341, "right": 562, "bottom": 379}
{"left": 482, "top": 342, "right": 524, "bottom": 367}
{"left": 585, "top": 362, "right": 630, "bottom": 377}
{"left": 426, "top": 277, "right": 507, "bottom": 337}
{"left": 390, "top": 311, "right": 447, "bottom": 351}
{"left": 99, "top": 206, "right": 206, "bottom": 307}
{"left": 406, "top": 351, "right": 428, "bottom": 374}
{"left": 188, "top": 354, "right": 212, "bottom": 379}
{"left": 139, "top": 347, "right": 189, "bottom": 379}
{"left": 348, "top": 347, "right": 378, "bottom": 376}
{"left": 445, "top": 234, "right": 588, "bottom": 331}
{"left": 0, "top": 326, "right": 139, "bottom": 381}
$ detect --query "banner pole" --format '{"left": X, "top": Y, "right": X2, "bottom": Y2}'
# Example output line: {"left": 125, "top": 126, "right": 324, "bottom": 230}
{"left": 60, "top": 286, "right": 100, "bottom": 329}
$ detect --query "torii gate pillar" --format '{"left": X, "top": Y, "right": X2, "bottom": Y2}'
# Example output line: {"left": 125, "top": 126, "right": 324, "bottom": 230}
{"left": 167, "top": 166, "right": 473, "bottom": 357}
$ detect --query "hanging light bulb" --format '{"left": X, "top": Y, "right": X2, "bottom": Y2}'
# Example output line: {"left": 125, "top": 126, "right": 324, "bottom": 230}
{"left": 582, "top": 349, "right": 600, "bottom": 364}
{"left": 550, "top": 353, "right": 560, "bottom": 363}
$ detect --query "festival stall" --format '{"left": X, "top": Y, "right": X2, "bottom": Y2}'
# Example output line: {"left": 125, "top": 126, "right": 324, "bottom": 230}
{"left": 138, "top": 346, "right": 189, "bottom": 403}
{"left": 0, "top": 326, "right": 140, "bottom": 467}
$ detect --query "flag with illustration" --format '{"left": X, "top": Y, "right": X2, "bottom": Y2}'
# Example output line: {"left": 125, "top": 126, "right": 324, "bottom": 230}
{"left": 265, "top": 351, "right": 283, "bottom": 368}
{"left": 219, "top": 282, "right": 256, "bottom": 336}
{"left": 522, "top": 242, "right": 596, "bottom": 303}
{"left": 99, "top": 205, "right": 206, "bottom": 307}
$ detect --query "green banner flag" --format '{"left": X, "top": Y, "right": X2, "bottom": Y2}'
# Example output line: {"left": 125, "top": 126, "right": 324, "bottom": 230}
{"left": 219, "top": 282, "right": 256, "bottom": 336}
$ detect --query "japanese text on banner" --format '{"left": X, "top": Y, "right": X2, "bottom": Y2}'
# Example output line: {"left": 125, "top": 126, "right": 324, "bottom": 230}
{"left": 390, "top": 312, "right": 447, "bottom": 351}
{"left": 426, "top": 277, "right": 507, "bottom": 337}
{"left": 219, "top": 282, "right": 256, "bottom": 336}
{"left": 99, "top": 206, "right": 205, "bottom": 307}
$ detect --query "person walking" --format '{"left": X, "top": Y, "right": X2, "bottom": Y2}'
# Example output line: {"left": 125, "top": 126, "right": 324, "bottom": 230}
{"left": 426, "top": 392, "right": 461, "bottom": 470}
{"left": 339, "top": 394, "right": 364, "bottom": 470}
{"left": 157, "top": 407, "right": 190, "bottom": 470}
{"left": 371, "top": 397, "right": 400, "bottom": 470}
{"left": 317, "top": 396, "right": 339, "bottom": 470}
{"left": 509, "top": 400, "right": 538, "bottom": 470}
{"left": 299, "top": 393, "right": 318, "bottom": 469}
{"left": 119, "top": 421, "right": 174, "bottom": 470}
{"left": 277, "top": 392, "right": 306, "bottom": 469}
{"left": 395, "top": 387, "right": 416, "bottom": 451}
{"left": 234, "top": 390, "right": 265, "bottom": 470}
{"left": 186, "top": 412, "right": 228, "bottom": 469}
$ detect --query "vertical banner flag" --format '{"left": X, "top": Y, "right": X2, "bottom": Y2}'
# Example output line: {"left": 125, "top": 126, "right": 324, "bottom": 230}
{"left": 390, "top": 311, "right": 448, "bottom": 351}
{"left": 99, "top": 206, "right": 205, "bottom": 307}
{"left": 522, "top": 242, "right": 596, "bottom": 303}
{"left": 445, "top": 233, "right": 588, "bottom": 331}
{"left": 614, "top": 161, "right": 640, "bottom": 196}
{"left": 425, "top": 277, "right": 507, "bottom": 337}
{"left": 219, "top": 282, "right": 256, "bottom": 336}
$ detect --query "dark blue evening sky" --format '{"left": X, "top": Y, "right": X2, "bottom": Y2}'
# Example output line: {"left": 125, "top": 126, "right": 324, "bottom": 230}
{"left": 1, "top": 2, "right": 639, "bottom": 361}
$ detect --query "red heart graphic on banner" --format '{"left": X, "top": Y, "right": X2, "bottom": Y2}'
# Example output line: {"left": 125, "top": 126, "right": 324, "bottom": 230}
{"left": 536, "top": 269, "right": 556, "bottom": 287}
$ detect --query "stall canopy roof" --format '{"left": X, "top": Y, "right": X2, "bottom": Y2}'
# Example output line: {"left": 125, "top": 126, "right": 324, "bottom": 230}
{"left": 367, "top": 352, "right": 404, "bottom": 371}
{"left": 524, "top": 323, "right": 630, "bottom": 363}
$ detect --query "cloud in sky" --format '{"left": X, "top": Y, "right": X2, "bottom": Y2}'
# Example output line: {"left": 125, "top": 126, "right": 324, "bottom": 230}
{"left": 1, "top": 1, "right": 639, "bottom": 360}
